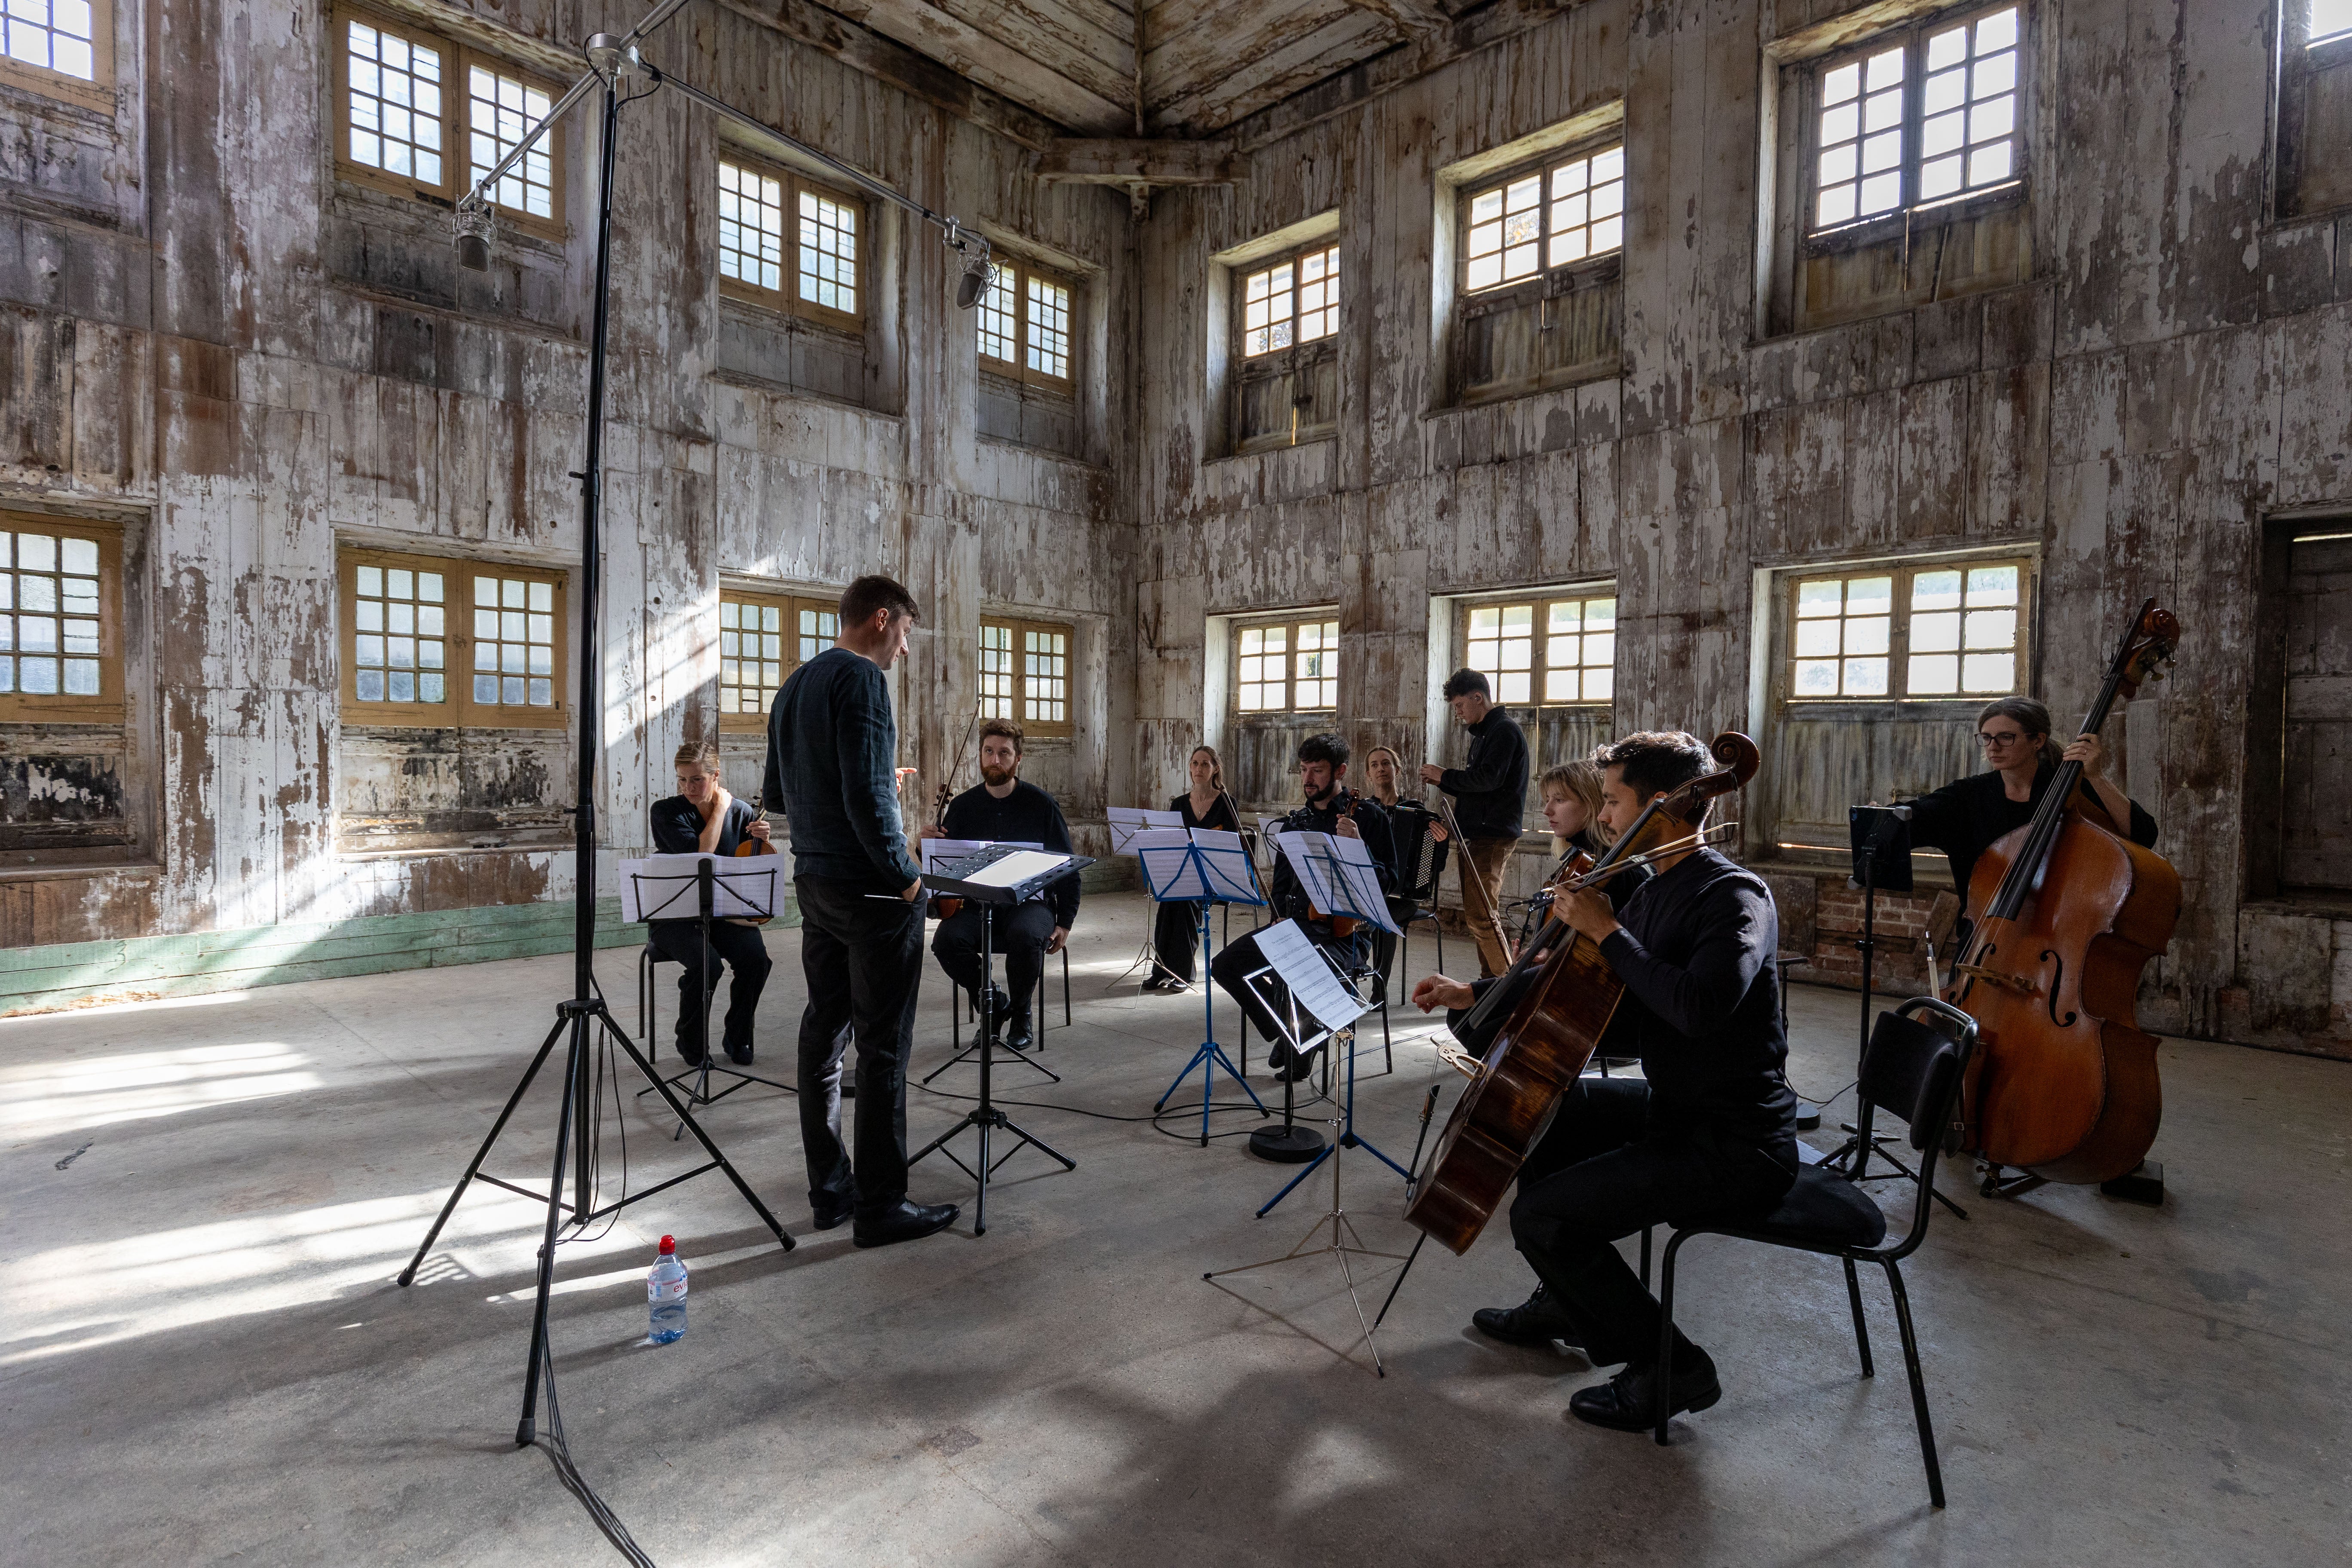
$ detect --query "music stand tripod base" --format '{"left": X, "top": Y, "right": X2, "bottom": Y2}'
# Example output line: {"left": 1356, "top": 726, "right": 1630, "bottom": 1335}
{"left": 1250, "top": 1122, "right": 1326, "bottom": 1162}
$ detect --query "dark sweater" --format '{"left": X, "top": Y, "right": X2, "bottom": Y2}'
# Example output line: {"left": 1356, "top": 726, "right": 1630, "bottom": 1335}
{"left": 1904, "top": 760, "right": 2159, "bottom": 899}
{"left": 650, "top": 794, "right": 760, "bottom": 858}
{"left": 1438, "top": 706, "right": 1530, "bottom": 840}
{"left": 942, "top": 779, "right": 1081, "bottom": 927}
{"left": 763, "top": 646, "right": 920, "bottom": 893}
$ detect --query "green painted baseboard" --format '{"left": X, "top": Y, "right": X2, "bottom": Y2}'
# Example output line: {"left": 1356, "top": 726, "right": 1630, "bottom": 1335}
{"left": 0, "top": 893, "right": 801, "bottom": 1017}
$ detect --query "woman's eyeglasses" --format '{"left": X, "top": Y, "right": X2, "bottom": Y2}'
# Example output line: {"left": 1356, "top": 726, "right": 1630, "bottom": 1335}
{"left": 1976, "top": 730, "right": 2027, "bottom": 747}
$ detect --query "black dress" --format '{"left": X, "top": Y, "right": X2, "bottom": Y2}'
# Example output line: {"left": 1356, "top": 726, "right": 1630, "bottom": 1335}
{"left": 1904, "top": 761, "right": 2159, "bottom": 922}
{"left": 1148, "top": 791, "right": 1243, "bottom": 984}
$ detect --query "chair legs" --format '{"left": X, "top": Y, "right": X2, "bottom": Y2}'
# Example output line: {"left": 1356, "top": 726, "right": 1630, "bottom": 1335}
{"left": 1881, "top": 1258, "right": 1946, "bottom": 1508}
{"left": 1652, "top": 1231, "right": 1689, "bottom": 1446}
{"left": 1843, "top": 1256, "right": 1875, "bottom": 1378}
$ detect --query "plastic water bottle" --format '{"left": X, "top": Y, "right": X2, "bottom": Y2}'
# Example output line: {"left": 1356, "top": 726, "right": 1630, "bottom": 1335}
{"left": 647, "top": 1235, "right": 688, "bottom": 1344}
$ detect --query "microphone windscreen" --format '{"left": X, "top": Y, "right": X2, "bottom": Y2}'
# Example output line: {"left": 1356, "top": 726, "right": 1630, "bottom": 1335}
{"left": 457, "top": 233, "right": 490, "bottom": 273}
{"left": 956, "top": 265, "right": 986, "bottom": 310}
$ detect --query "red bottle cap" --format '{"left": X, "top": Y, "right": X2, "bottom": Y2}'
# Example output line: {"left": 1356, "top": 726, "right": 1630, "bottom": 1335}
{"left": 658, "top": 1235, "right": 676, "bottom": 1254}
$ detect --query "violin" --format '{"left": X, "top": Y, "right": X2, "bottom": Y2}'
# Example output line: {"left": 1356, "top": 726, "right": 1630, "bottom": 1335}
{"left": 1946, "top": 600, "right": 2181, "bottom": 1185}
{"left": 723, "top": 789, "right": 778, "bottom": 925}
{"left": 1405, "top": 732, "right": 1759, "bottom": 1256}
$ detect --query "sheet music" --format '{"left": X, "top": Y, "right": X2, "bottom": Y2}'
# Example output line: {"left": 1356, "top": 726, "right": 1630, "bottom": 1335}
{"left": 1109, "top": 806, "right": 1185, "bottom": 854}
{"left": 1277, "top": 831, "right": 1400, "bottom": 934}
{"left": 1255, "top": 918, "right": 1366, "bottom": 1034}
{"left": 959, "top": 849, "right": 1073, "bottom": 889}
{"left": 921, "top": 836, "right": 1041, "bottom": 872}
{"left": 1137, "top": 828, "right": 1265, "bottom": 906}
{"left": 1188, "top": 828, "right": 1265, "bottom": 904}
{"left": 619, "top": 853, "right": 781, "bottom": 923}
{"left": 1326, "top": 833, "right": 1401, "bottom": 934}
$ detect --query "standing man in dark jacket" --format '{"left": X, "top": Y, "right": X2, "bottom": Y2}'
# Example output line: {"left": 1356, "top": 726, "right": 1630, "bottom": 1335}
{"left": 764, "top": 574, "right": 957, "bottom": 1249}
{"left": 1420, "top": 668, "right": 1530, "bottom": 977}
{"left": 1411, "top": 731, "right": 1797, "bottom": 1434}
{"left": 918, "top": 717, "right": 1079, "bottom": 1053}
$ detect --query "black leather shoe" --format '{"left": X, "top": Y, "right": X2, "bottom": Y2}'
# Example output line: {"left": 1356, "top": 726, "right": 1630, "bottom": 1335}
{"left": 1568, "top": 1353, "right": 1721, "bottom": 1433}
{"left": 853, "top": 1199, "right": 959, "bottom": 1248}
{"left": 1470, "top": 1283, "right": 1584, "bottom": 1348}
{"left": 1267, "top": 1039, "right": 1324, "bottom": 1083}
{"left": 725, "top": 1038, "right": 754, "bottom": 1066}
{"left": 676, "top": 1035, "right": 707, "bottom": 1067}
{"left": 974, "top": 984, "right": 1011, "bottom": 1028}
{"left": 810, "top": 1194, "right": 854, "bottom": 1231}
{"left": 1005, "top": 1013, "right": 1034, "bottom": 1052}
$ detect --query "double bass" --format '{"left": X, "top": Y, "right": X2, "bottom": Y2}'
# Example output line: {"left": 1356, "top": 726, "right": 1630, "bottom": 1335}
{"left": 1947, "top": 599, "right": 2181, "bottom": 1186}
{"left": 1404, "top": 732, "right": 1760, "bottom": 1255}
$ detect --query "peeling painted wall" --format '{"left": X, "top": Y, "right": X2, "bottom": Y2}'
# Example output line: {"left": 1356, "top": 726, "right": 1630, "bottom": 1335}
{"left": 1133, "top": 0, "right": 2352, "bottom": 1057}
{"left": 0, "top": 0, "right": 1137, "bottom": 958}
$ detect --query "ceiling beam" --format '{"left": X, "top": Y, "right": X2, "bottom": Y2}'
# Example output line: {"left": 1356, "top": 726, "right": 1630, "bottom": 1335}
{"left": 1334, "top": 0, "right": 1454, "bottom": 36}
{"left": 1034, "top": 138, "right": 1246, "bottom": 185}
{"left": 715, "top": 0, "right": 1067, "bottom": 150}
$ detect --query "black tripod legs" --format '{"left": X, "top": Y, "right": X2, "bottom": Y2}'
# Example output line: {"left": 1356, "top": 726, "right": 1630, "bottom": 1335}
{"left": 910, "top": 1110, "right": 1075, "bottom": 1236}
{"left": 398, "top": 1010, "right": 573, "bottom": 1289}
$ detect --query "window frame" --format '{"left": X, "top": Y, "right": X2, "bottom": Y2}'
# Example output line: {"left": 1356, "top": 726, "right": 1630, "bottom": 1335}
{"left": 716, "top": 586, "right": 836, "bottom": 734}
{"left": 1226, "top": 240, "right": 1342, "bottom": 456}
{"left": 1234, "top": 242, "right": 1342, "bottom": 364}
{"left": 715, "top": 151, "right": 867, "bottom": 331}
{"left": 1456, "top": 136, "right": 1627, "bottom": 311}
{"left": 331, "top": 7, "right": 567, "bottom": 235}
{"left": 1230, "top": 612, "right": 1342, "bottom": 718}
{"left": 1453, "top": 584, "right": 1620, "bottom": 712}
{"left": 338, "top": 547, "right": 570, "bottom": 731}
{"left": 0, "top": 0, "right": 114, "bottom": 113}
{"left": 1798, "top": 0, "right": 2030, "bottom": 253}
{"left": 0, "top": 511, "right": 125, "bottom": 724}
{"left": 978, "top": 616, "right": 1075, "bottom": 739}
{"left": 977, "top": 260, "right": 1078, "bottom": 392}
{"left": 1777, "top": 554, "right": 2037, "bottom": 708}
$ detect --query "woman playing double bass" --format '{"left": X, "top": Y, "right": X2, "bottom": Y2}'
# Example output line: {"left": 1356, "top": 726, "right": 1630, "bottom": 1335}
{"left": 1901, "top": 696, "right": 2157, "bottom": 949}
{"left": 1409, "top": 732, "right": 1795, "bottom": 1434}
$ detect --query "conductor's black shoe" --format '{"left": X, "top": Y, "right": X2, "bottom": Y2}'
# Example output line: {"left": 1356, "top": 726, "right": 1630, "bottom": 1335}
{"left": 853, "top": 1200, "right": 959, "bottom": 1248}
{"left": 1567, "top": 1353, "right": 1721, "bottom": 1433}
{"left": 724, "top": 1038, "right": 754, "bottom": 1066}
{"left": 810, "top": 1194, "right": 854, "bottom": 1231}
{"left": 1471, "top": 1283, "right": 1584, "bottom": 1348}
{"left": 676, "top": 1035, "right": 707, "bottom": 1067}
{"left": 1006, "top": 1014, "right": 1034, "bottom": 1052}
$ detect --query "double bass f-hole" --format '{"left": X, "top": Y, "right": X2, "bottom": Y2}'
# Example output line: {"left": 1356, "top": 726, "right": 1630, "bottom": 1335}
{"left": 2037, "top": 948, "right": 2077, "bottom": 1027}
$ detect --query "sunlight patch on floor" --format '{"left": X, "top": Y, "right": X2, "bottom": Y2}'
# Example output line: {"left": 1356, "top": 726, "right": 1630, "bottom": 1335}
{"left": 0, "top": 1041, "right": 324, "bottom": 1138}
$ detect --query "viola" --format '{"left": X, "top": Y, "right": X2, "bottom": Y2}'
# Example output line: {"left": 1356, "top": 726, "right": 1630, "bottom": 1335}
{"left": 729, "top": 790, "right": 778, "bottom": 925}
{"left": 1946, "top": 600, "right": 2180, "bottom": 1185}
{"left": 1405, "top": 732, "right": 1759, "bottom": 1256}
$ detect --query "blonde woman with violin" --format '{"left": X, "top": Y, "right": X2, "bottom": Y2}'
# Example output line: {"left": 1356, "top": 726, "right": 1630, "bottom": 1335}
{"left": 647, "top": 739, "right": 774, "bottom": 1068}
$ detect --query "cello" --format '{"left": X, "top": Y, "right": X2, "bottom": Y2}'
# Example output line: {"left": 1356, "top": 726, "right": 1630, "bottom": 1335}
{"left": 1404, "top": 732, "right": 1760, "bottom": 1256}
{"left": 1946, "top": 600, "right": 2180, "bottom": 1187}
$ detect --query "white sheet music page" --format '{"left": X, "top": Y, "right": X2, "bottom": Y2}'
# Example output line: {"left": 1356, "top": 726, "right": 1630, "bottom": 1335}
{"left": 619, "top": 853, "right": 778, "bottom": 922}
{"left": 1254, "top": 918, "right": 1367, "bottom": 1034}
{"left": 1189, "top": 828, "right": 1263, "bottom": 904}
{"left": 921, "top": 837, "right": 1043, "bottom": 872}
{"left": 1277, "top": 831, "right": 1341, "bottom": 916}
{"left": 1108, "top": 808, "right": 1185, "bottom": 854}
{"left": 960, "top": 849, "right": 1071, "bottom": 889}
{"left": 1329, "top": 833, "right": 1401, "bottom": 934}
{"left": 1134, "top": 830, "right": 1205, "bottom": 900}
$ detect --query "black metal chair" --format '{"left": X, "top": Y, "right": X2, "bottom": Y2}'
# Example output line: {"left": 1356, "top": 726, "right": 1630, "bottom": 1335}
{"left": 638, "top": 940, "right": 672, "bottom": 1058}
{"left": 1646, "top": 995, "right": 1978, "bottom": 1508}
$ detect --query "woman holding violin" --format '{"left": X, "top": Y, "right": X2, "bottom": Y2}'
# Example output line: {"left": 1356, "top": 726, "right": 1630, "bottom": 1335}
{"left": 1409, "top": 732, "right": 1796, "bottom": 1434}
{"left": 1145, "top": 745, "right": 1244, "bottom": 992}
{"left": 647, "top": 740, "right": 774, "bottom": 1067}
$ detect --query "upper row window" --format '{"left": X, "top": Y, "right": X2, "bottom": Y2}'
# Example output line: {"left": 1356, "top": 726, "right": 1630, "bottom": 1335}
{"left": 1464, "top": 143, "right": 1625, "bottom": 294}
{"left": 1810, "top": 3, "right": 2021, "bottom": 233}
{"left": 333, "top": 9, "right": 565, "bottom": 235}
{"left": 1240, "top": 245, "right": 1339, "bottom": 358}
{"left": 717, "top": 155, "right": 861, "bottom": 327}
{"left": 1786, "top": 560, "right": 2026, "bottom": 700}
{"left": 0, "top": 0, "right": 110, "bottom": 110}
{"left": 978, "top": 261, "right": 1076, "bottom": 386}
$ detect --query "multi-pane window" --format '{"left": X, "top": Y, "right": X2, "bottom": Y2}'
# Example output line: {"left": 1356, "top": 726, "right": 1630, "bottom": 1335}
{"left": 976, "top": 261, "right": 1079, "bottom": 389}
{"left": 0, "top": 516, "right": 120, "bottom": 721}
{"left": 1461, "top": 591, "right": 1617, "bottom": 707}
{"left": 340, "top": 550, "right": 566, "bottom": 728}
{"left": 1810, "top": 4, "right": 2022, "bottom": 233}
{"left": 467, "top": 63, "right": 555, "bottom": 223}
{"left": 717, "top": 155, "right": 864, "bottom": 327}
{"left": 1788, "top": 560, "right": 2027, "bottom": 701}
{"left": 978, "top": 618, "right": 1075, "bottom": 737}
{"left": 334, "top": 10, "right": 564, "bottom": 230}
{"left": 717, "top": 589, "right": 836, "bottom": 732}
{"left": 1234, "top": 617, "right": 1339, "bottom": 714}
{"left": 1, "top": 0, "right": 111, "bottom": 110}
{"left": 1464, "top": 145, "right": 1625, "bottom": 293}
{"left": 1241, "top": 245, "right": 1340, "bottom": 357}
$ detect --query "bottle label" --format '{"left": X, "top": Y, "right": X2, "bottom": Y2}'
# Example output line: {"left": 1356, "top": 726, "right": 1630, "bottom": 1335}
{"left": 650, "top": 1276, "right": 687, "bottom": 1302}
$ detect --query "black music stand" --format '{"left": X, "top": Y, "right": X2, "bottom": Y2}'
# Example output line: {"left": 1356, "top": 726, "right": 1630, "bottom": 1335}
{"left": 909, "top": 845, "right": 1090, "bottom": 1234}
{"left": 1142, "top": 830, "right": 1270, "bottom": 1145}
{"left": 1247, "top": 925, "right": 1412, "bottom": 1219}
{"left": 628, "top": 856, "right": 796, "bottom": 1136}
{"left": 920, "top": 836, "right": 1057, "bottom": 1084}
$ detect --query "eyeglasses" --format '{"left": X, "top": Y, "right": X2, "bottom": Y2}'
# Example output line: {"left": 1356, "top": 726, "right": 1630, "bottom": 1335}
{"left": 1976, "top": 730, "right": 2027, "bottom": 747}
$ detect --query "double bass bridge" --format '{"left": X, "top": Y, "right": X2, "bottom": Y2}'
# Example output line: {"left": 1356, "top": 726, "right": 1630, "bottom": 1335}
{"left": 1950, "top": 962, "right": 2034, "bottom": 995}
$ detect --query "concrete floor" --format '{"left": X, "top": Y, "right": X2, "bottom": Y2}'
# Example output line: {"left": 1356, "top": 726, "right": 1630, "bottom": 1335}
{"left": 3, "top": 893, "right": 2345, "bottom": 1566}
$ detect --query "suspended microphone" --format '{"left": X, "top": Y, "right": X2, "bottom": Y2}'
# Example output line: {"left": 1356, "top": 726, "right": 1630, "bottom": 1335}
{"left": 454, "top": 202, "right": 494, "bottom": 273}
{"left": 955, "top": 248, "right": 994, "bottom": 310}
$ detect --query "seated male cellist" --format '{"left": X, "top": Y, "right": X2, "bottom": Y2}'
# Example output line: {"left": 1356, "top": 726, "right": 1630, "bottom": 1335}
{"left": 1410, "top": 730, "right": 1797, "bottom": 1433}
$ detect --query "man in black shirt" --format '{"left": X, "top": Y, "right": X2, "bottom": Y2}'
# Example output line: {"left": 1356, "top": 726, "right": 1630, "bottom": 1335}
{"left": 1210, "top": 733, "right": 1397, "bottom": 1081}
{"left": 919, "top": 718, "right": 1078, "bottom": 1052}
{"left": 647, "top": 740, "right": 773, "bottom": 1066}
{"left": 1411, "top": 731, "right": 1796, "bottom": 1433}
{"left": 764, "top": 574, "right": 956, "bottom": 1250}
{"left": 1421, "top": 668, "right": 1529, "bottom": 978}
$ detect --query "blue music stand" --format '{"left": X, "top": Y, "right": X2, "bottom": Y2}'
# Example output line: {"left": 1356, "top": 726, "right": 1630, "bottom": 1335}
{"left": 1143, "top": 830, "right": 1270, "bottom": 1145}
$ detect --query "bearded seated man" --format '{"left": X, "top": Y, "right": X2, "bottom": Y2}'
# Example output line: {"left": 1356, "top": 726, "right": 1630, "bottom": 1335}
{"left": 919, "top": 718, "right": 1078, "bottom": 1052}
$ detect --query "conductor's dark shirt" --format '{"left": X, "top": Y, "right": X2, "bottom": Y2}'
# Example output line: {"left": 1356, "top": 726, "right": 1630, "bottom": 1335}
{"left": 1438, "top": 705, "right": 1530, "bottom": 840}
{"left": 1904, "top": 760, "right": 2159, "bottom": 899}
{"left": 942, "top": 779, "right": 1081, "bottom": 928}
{"left": 763, "top": 646, "right": 921, "bottom": 894}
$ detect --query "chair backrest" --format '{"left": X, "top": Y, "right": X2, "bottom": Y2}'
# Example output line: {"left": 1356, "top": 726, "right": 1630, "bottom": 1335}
{"left": 1855, "top": 996, "right": 1978, "bottom": 1255}
{"left": 1390, "top": 804, "right": 1449, "bottom": 902}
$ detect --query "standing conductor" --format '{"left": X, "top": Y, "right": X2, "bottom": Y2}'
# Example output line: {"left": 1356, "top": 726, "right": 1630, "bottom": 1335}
{"left": 764, "top": 574, "right": 958, "bottom": 1248}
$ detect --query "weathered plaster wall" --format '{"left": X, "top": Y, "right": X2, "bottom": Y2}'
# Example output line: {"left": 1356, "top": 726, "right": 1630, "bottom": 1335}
{"left": 1133, "top": 0, "right": 2352, "bottom": 1056}
{"left": 0, "top": 0, "right": 1136, "bottom": 983}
